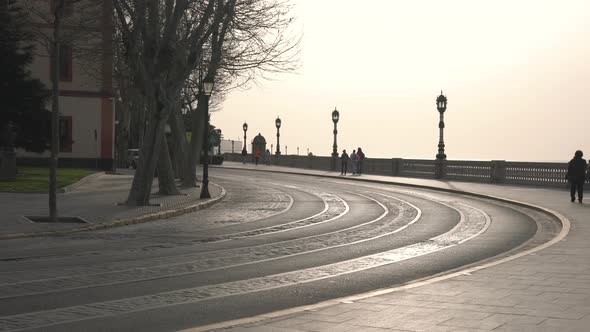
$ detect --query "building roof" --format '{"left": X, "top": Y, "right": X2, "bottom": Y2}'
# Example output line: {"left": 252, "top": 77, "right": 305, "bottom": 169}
{"left": 252, "top": 133, "right": 266, "bottom": 144}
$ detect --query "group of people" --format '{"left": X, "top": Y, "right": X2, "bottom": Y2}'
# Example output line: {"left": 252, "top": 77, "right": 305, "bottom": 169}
{"left": 242, "top": 149, "right": 272, "bottom": 166}
{"left": 340, "top": 148, "right": 365, "bottom": 176}
{"left": 566, "top": 150, "right": 590, "bottom": 203}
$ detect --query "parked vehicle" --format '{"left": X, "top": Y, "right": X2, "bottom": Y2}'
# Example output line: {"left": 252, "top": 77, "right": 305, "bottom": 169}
{"left": 126, "top": 149, "right": 140, "bottom": 169}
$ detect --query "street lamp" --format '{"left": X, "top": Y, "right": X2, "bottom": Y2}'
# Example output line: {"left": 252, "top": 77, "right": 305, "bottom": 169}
{"left": 435, "top": 91, "right": 447, "bottom": 178}
{"left": 275, "top": 116, "right": 281, "bottom": 156}
{"left": 242, "top": 122, "right": 248, "bottom": 154}
{"left": 200, "top": 77, "right": 214, "bottom": 199}
{"left": 331, "top": 107, "right": 340, "bottom": 170}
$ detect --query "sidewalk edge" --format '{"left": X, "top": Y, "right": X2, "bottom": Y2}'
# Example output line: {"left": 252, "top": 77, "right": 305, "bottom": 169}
{"left": 0, "top": 182, "right": 226, "bottom": 240}
{"left": 187, "top": 166, "right": 571, "bottom": 332}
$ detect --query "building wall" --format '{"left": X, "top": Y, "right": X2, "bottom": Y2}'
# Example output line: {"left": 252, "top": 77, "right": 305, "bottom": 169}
{"left": 219, "top": 139, "right": 242, "bottom": 154}
{"left": 18, "top": 97, "right": 102, "bottom": 159}
{"left": 17, "top": 0, "right": 114, "bottom": 169}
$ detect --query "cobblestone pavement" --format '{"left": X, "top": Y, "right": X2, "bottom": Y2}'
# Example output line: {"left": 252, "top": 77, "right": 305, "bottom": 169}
{"left": 0, "top": 170, "right": 223, "bottom": 237}
{"left": 0, "top": 166, "right": 570, "bottom": 332}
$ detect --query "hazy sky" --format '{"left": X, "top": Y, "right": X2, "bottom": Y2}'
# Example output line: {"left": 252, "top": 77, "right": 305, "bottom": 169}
{"left": 212, "top": 0, "right": 590, "bottom": 162}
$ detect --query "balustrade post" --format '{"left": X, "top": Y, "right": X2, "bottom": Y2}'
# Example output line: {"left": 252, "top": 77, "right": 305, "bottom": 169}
{"left": 491, "top": 160, "right": 506, "bottom": 183}
{"left": 392, "top": 158, "right": 403, "bottom": 176}
{"left": 435, "top": 159, "right": 447, "bottom": 179}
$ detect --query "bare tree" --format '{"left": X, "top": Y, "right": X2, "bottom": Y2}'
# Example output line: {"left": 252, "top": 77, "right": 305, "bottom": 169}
{"left": 173, "top": 0, "right": 299, "bottom": 188}
{"left": 112, "top": 0, "right": 300, "bottom": 204}
{"left": 22, "top": 0, "right": 107, "bottom": 221}
{"left": 114, "top": 0, "right": 228, "bottom": 205}
{"left": 47, "top": 0, "right": 66, "bottom": 222}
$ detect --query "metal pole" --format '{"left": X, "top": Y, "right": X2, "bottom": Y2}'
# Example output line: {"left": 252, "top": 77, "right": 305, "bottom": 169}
{"left": 331, "top": 121, "right": 338, "bottom": 170}
{"left": 276, "top": 128, "right": 281, "bottom": 155}
{"left": 243, "top": 130, "right": 247, "bottom": 153}
{"left": 437, "top": 111, "right": 445, "bottom": 159}
{"left": 200, "top": 96, "right": 211, "bottom": 199}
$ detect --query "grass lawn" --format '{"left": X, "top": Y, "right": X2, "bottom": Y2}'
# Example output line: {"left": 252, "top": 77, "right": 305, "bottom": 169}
{"left": 0, "top": 167, "right": 99, "bottom": 192}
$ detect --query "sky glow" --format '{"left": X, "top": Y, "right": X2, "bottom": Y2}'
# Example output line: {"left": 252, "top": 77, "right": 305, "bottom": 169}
{"left": 213, "top": 0, "right": 590, "bottom": 161}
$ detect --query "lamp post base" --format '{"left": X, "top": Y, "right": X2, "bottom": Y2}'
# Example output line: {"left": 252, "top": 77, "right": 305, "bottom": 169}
{"left": 435, "top": 159, "right": 447, "bottom": 179}
{"left": 331, "top": 152, "right": 339, "bottom": 171}
{"left": 200, "top": 178, "right": 211, "bottom": 199}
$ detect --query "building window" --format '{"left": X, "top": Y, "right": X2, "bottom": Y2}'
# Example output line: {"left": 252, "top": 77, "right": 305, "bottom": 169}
{"left": 50, "top": 0, "right": 74, "bottom": 17}
{"left": 49, "top": 43, "right": 73, "bottom": 82}
{"left": 58, "top": 44, "right": 73, "bottom": 82}
{"left": 59, "top": 116, "right": 73, "bottom": 152}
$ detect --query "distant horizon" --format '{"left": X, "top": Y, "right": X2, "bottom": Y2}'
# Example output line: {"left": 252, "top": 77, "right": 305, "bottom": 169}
{"left": 220, "top": 142, "right": 574, "bottom": 164}
{"left": 213, "top": 0, "right": 590, "bottom": 162}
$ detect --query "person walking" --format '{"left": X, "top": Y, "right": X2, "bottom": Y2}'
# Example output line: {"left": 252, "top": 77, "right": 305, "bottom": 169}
{"left": 357, "top": 147, "right": 365, "bottom": 175}
{"left": 241, "top": 149, "right": 247, "bottom": 164}
{"left": 255, "top": 150, "right": 261, "bottom": 165}
{"left": 350, "top": 149, "right": 358, "bottom": 175}
{"left": 265, "top": 149, "right": 271, "bottom": 165}
{"left": 566, "top": 150, "right": 587, "bottom": 203}
{"left": 340, "top": 149, "right": 349, "bottom": 175}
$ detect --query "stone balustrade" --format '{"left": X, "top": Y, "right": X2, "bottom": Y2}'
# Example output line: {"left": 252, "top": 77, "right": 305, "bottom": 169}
{"left": 223, "top": 153, "right": 573, "bottom": 188}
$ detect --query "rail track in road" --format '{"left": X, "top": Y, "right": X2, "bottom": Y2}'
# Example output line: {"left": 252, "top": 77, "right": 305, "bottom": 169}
{"left": 0, "top": 168, "right": 563, "bottom": 332}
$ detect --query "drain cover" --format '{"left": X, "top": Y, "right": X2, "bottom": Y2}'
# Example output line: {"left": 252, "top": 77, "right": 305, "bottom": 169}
{"left": 26, "top": 216, "right": 88, "bottom": 223}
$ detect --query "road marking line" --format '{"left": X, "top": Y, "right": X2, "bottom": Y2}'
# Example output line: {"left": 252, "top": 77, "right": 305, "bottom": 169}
{"left": 0, "top": 202, "right": 487, "bottom": 332}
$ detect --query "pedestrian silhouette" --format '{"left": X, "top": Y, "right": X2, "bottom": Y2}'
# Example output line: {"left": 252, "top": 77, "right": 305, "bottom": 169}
{"left": 350, "top": 150, "right": 358, "bottom": 175}
{"left": 265, "top": 149, "right": 271, "bottom": 165}
{"left": 357, "top": 147, "right": 365, "bottom": 175}
{"left": 340, "top": 149, "right": 349, "bottom": 175}
{"left": 255, "top": 150, "right": 261, "bottom": 165}
{"left": 566, "top": 150, "right": 587, "bottom": 203}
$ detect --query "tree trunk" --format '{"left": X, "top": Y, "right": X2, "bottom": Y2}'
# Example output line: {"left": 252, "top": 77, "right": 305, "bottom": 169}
{"left": 126, "top": 99, "right": 168, "bottom": 206}
{"left": 115, "top": 98, "right": 130, "bottom": 167}
{"left": 187, "top": 94, "right": 207, "bottom": 186}
{"left": 170, "top": 109, "right": 193, "bottom": 186}
{"left": 157, "top": 134, "right": 180, "bottom": 195}
{"left": 49, "top": 0, "right": 65, "bottom": 222}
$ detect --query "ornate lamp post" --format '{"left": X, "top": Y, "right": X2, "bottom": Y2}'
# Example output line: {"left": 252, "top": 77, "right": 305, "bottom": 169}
{"left": 331, "top": 107, "right": 340, "bottom": 170}
{"left": 200, "top": 77, "right": 214, "bottom": 199}
{"left": 242, "top": 122, "right": 248, "bottom": 154}
{"left": 435, "top": 91, "right": 447, "bottom": 178}
{"left": 275, "top": 116, "right": 282, "bottom": 157}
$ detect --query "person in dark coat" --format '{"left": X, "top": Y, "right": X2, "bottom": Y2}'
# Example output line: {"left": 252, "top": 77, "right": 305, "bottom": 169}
{"left": 255, "top": 150, "right": 261, "bottom": 166}
{"left": 566, "top": 150, "right": 587, "bottom": 203}
{"left": 241, "top": 149, "right": 247, "bottom": 164}
{"left": 340, "top": 149, "right": 349, "bottom": 175}
{"left": 357, "top": 147, "right": 365, "bottom": 175}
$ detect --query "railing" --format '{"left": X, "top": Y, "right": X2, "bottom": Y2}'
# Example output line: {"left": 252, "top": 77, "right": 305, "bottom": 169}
{"left": 222, "top": 153, "right": 575, "bottom": 188}
{"left": 363, "top": 158, "right": 393, "bottom": 175}
{"left": 505, "top": 162, "right": 568, "bottom": 187}
{"left": 445, "top": 160, "right": 492, "bottom": 182}
{"left": 400, "top": 159, "right": 436, "bottom": 178}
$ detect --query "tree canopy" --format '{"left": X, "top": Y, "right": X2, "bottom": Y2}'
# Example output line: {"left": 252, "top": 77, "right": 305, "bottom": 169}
{"left": 0, "top": 2, "right": 50, "bottom": 152}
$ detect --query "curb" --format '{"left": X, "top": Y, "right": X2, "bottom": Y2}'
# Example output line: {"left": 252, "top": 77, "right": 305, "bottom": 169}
{"left": 191, "top": 165, "right": 571, "bottom": 332}
{"left": 60, "top": 171, "right": 105, "bottom": 193}
{"left": 0, "top": 183, "right": 226, "bottom": 240}
{"left": 216, "top": 165, "right": 564, "bottom": 217}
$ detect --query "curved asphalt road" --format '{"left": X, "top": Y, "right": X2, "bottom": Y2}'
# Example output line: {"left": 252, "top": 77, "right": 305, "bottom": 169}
{"left": 0, "top": 168, "right": 561, "bottom": 332}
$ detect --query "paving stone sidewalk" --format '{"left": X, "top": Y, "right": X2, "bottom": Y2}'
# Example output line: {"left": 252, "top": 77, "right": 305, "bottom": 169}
{"left": 202, "top": 162, "right": 590, "bottom": 332}
{"left": 0, "top": 170, "right": 223, "bottom": 239}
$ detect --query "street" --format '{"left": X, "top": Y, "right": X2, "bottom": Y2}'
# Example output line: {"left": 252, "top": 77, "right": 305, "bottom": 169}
{"left": 0, "top": 168, "right": 561, "bottom": 332}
